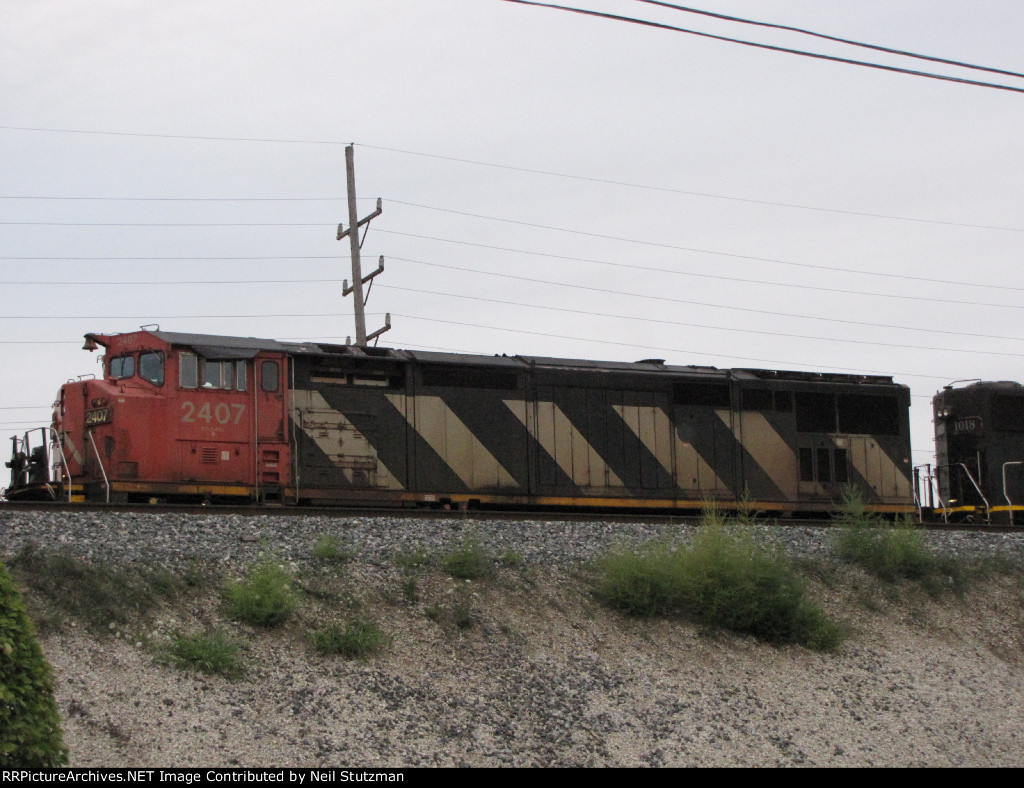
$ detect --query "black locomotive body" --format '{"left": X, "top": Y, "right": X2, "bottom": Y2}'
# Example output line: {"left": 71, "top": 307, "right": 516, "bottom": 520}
{"left": 933, "top": 380, "right": 1024, "bottom": 523}
{"left": 288, "top": 343, "right": 914, "bottom": 513}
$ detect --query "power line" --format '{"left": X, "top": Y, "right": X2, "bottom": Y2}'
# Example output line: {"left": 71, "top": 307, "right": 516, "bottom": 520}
{"left": 501, "top": 0, "right": 1024, "bottom": 94}
{"left": 0, "top": 221, "right": 326, "bottom": 228}
{"left": 386, "top": 255, "right": 1024, "bottom": 342}
{"left": 2, "top": 126, "right": 1021, "bottom": 232}
{"left": 379, "top": 210, "right": 1024, "bottom": 296}
{"left": 632, "top": 1, "right": 1024, "bottom": 80}
{"left": 0, "top": 272, "right": 1020, "bottom": 355}
{"left": 2, "top": 250, "right": 1023, "bottom": 342}
{"left": 4, "top": 248, "right": 1021, "bottom": 310}
{"left": 391, "top": 312, "right": 951, "bottom": 381}
{"left": 377, "top": 282, "right": 1024, "bottom": 358}
{"left": 3, "top": 228, "right": 1022, "bottom": 295}
{"left": 0, "top": 195, "right": 346, "bottom": 202}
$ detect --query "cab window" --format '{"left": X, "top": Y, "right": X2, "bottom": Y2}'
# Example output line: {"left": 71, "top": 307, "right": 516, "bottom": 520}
{"left": 110, "top": 355, "right": 135, "bottom": 379}
{"left": 261, "top": 361, "right": 280, "bottom": 392}
{"left": 197, "top": 359, "right": 246, "bottom": 390}
{"left": 179, "top": 354, "right": 247, "bottom": 391}
{"left": 139, "top": 352, "right": 164, "bottom": 386}
{"left": 179, "top": 352, "right": 198, "bottom": 388}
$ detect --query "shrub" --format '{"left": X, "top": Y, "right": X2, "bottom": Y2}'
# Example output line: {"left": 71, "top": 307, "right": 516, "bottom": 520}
{"left": 163, "top": 630, "right": 244, "bottom": 678}
{"left": 441, "top": 538, "right": 493, "bottom": 580}
{"left": 833, "top": 488, "right": 938, "bottom": 583}
{"left": 313, "top": 618, "right": 386, "bottom": 658}
{"left": 592, "top": 526, "right": 842, "bottom": 651}
{"left": 224, "top": 561, "right": 297, "bottom": 628}
{"left": 0, "top": 560, "right": 68, "bottom": 766}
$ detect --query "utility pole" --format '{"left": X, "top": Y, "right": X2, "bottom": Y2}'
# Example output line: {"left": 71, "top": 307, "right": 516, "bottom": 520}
{"left": 337, "top": 144, "right": 390, "bottom": 346}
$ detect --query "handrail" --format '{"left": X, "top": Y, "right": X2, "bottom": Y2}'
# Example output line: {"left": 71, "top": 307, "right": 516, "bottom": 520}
{"left": 86, "top": 430, "right": 110, "bottom": 504}
{"left": 49, "top": 426, "right": 72, "bottom": 502}
{"left": 1003, "top": 461, "right": 1023, "bottom": 526}
{"left": 938, "top": 462, "right": 990, "bottom": 524}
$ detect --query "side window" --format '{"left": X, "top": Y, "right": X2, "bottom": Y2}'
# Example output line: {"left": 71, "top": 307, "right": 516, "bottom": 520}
{"left": 201, "top": 360, "right": 225, "bottom": 390}
{"left": 109, "top": 355, "right": 135, "bottom": 379}
{"left": 179, "top": 352, "right": 198, "bottom": 389}
{"left": 236, "top": 361, "right": 247, "bottom": 392}
{"left": 139, "top": 352, "right": 164, "bottom": 386}
{"left": 199, "top": 360, "right": 239, "bottom": 390}
{"left": 261, "top": 360, "right": 280, "bottom": 393}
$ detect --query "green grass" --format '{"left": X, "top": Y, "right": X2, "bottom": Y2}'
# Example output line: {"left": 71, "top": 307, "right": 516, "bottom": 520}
{"left": 8, "top": 544, "right": 181, "bottom": 632}
{"left": 395, "top": 548, "right": 433, "bottom": 572}
{"left": 312, "top": 534, "right": 356, "bottom": 563}
{"left": 223, "top": 561, "right": 297, "bottom": 628}
{"left": 832, "top": 488, "right": 1022, "bottom": 598}
{"left": 441, "top": 538, "right": 494, "bottom": 580}
{"left": 312, "top": 618, "right": 387, "bottom": 658}
{"left": 833, "top": 488, "right": 953, "bottom": 591}
{"left": 163, "top": 630, "right": 245, "bottom": 678}
{"left": 592, "top": 524, "right": 842, "bottom": 651}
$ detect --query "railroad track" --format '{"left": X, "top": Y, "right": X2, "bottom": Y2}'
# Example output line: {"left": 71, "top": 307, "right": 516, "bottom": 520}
{"left": 2, "top": 500, "right": 1020, "bottom": 533}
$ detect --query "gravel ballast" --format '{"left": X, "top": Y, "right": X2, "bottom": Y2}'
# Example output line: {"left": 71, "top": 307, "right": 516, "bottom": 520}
{"left": 2, "top": 509, "right": 1023, "bottom": 768}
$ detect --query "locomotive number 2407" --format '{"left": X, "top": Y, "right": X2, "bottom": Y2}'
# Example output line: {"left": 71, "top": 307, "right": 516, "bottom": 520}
{"left": 180, "top": 401, "right": 246, "bottom": 425}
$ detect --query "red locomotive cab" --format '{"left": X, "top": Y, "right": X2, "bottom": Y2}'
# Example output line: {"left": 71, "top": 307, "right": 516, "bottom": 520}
{"left": 71, "top": 330, "right": 293, "bottom": 503}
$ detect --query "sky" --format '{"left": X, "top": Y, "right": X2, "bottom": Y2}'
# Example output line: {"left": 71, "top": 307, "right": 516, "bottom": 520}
{"left": 3, "top": 0, "right": 1024, "bottom": 477}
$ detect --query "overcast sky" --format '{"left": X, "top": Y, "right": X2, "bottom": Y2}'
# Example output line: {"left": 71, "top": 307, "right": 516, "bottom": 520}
{"left": 3, "top": 0, "right": 1024, "bottom": 472}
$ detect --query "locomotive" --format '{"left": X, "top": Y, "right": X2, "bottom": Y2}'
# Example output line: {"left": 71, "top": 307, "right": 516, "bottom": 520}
{"left": 931, "top": 380, "right": 1024, "bottom": 524}
{"left": 5, "top": 328, "right": 920, "bottom": 515}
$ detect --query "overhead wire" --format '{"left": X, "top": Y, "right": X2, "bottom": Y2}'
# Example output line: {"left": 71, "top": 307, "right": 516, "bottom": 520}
{"left": 4, "top": 207, "right": 1023, "bottom": 295}
{"left": 500, "top": 0, "right": 1024, "bottom": 94}
{"left": 383, "top": 255, "right": 1024, "bottom": 342}
{"left": 631, "top": 1, "right": 1024, "bottom": 80}
{"left": 376, "top": 282, "right": 1024, "bottom": 358}
{"left": 390, "top": 313, "right": 952, "bottom": 381}
{"left": 2, "top": 245, "right": 1023, "bottom": 307}
{"left": 2, "top": 127, "right": 1023, "bottom": 232}
{"left": 5, "top": 252, "right": 1023, "bottom": 345}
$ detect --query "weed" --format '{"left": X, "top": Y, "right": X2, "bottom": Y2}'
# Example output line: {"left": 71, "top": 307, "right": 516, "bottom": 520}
{"left": 163, "top": 630, "right": 245, "bottom": 678}
{"left": 312, "top": 534, "right": 355, "bottom": 563}
{"left": 452, "top": 598, "right": 475, "bottom": 630}
{"left": 441, "top": 538, "right": 493, "bottom": 580}
{"left": 424, "top": 589, "right": 476, "bottom": 631}
{"left": 395, "top": 548, "right": 433, "bottom": 572}
{"left": 223, "top": 561, "right": 297, "bottom": 628}
{"left": 499, "top": 549, "right": 524, "bottom": 569}
{"left": 312, "top": 618, "right": 387, "bottom": 659}
{"left": 401, "top": 576, "right": 420, "bottom": 604}
{"left": 833, "top": 488, "right": 944, "bottom": 585}
{"left": 592, "top": 525, "right": 842, "bottom": 650}
{"left": 8, "top": 544, "right": 169, "bottom": 632}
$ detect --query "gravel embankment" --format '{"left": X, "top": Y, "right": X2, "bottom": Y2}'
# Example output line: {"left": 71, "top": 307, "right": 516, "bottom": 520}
{"left": 2, "top": 509, "right": 1024, "bottom": 768}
